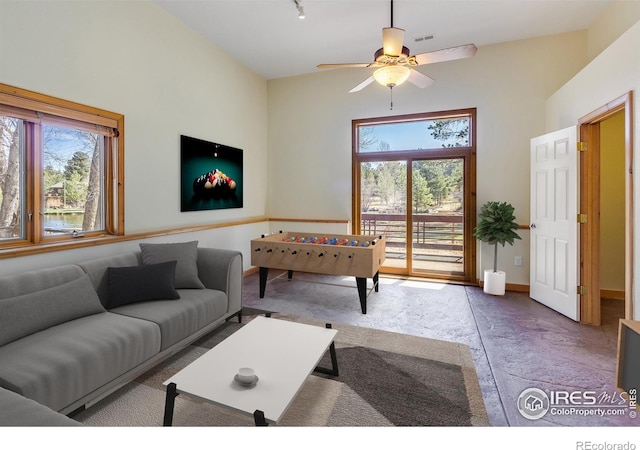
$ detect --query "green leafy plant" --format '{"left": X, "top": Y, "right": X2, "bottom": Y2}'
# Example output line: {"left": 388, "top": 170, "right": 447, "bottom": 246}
{"left": 473, "top": 201, "right": 521, "bottom": 273}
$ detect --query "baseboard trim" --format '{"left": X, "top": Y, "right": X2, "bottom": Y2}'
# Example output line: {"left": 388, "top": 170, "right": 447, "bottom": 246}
{"left": 244, "top": 265, "right": 618, "bottom": 299}
{"left": 245, "top": 267, "right": 531, "bottom": 294}
{"left": 506, "top": 283, "right": 530, "bottom": 293}
{"left": 477, "top": 279, "right": 530, "bottom": 293}
{"left": 601, "top": 289, "right": 625, "bottom": 300}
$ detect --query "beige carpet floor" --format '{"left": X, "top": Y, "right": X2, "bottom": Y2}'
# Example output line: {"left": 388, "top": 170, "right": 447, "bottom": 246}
{"left": 73, "top": 312, "right": 488, "bottom": 427}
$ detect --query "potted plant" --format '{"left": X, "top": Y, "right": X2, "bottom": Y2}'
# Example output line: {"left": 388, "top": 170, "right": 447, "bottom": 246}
{"left": 473, "top": 201, "right": 521, "bottom": 295}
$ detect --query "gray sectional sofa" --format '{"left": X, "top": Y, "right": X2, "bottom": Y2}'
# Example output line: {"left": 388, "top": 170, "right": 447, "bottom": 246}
{"left": 0, "top": 242, "right": 243, "bottom": 426}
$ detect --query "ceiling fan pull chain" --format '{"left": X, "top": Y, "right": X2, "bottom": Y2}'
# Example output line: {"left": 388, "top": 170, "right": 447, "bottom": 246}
{"left": 389, "top": 86, "right": 394, "bottom": 110}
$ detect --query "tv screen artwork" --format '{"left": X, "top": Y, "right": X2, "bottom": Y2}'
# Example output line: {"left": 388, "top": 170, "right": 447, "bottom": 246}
{"left": 180, "top": 135, "right": 243, "bottom": 212}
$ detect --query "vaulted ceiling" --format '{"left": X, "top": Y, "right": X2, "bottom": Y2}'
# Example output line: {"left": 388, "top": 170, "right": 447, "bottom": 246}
{"left": 155, "top": 0, "right": 613, "bottom": 80}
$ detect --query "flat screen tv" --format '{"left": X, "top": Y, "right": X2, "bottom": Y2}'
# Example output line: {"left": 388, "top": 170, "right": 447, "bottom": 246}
{"left": 180, "top": 135, "right": 243, "bottom": 212}
{"left": 616, "top": 319, "right": 640, "bottom": 397}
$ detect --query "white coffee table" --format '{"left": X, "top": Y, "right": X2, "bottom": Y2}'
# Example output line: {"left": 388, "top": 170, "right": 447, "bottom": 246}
{"left": 162, "top": 315, "right": 339, "bottom": 426}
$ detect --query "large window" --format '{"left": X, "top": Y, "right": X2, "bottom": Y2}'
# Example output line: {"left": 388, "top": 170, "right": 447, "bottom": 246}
{"left": 0, "top": 84, "right": 124, "bottom": 252}
{"left": 352, "top": 109, "right": 476, "bottom": 282}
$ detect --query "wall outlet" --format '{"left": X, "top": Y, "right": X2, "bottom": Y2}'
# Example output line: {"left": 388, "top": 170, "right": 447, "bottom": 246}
{"left": 515, "top": 256, "right": 523, "bottom": 266}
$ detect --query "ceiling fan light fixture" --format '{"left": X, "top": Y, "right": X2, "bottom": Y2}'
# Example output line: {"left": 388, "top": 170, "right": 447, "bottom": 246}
{"left": 373, "top": 65, "right": 410, "bottom": 88}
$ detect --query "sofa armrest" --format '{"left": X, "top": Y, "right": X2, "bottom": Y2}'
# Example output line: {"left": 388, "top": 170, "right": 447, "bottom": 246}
{"left": 196, "top": 248, "right": 243, "bottom": 316}
{"left": 0, "top": 387, "right": 81, "bottom": 426}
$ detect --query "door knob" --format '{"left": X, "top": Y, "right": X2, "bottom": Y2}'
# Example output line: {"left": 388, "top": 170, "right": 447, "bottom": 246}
{"left": 530, "top": 223, "right": 536, "bottom": 229}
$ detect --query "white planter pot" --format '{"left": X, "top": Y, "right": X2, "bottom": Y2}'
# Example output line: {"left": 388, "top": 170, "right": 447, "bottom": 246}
{"left": 483, "top": 270, "right": 506, "bottom": 295}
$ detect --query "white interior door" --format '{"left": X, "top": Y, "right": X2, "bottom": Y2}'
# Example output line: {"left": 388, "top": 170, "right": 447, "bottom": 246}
{"left": 530, "top": 126, "right": 579, "bottom": 321}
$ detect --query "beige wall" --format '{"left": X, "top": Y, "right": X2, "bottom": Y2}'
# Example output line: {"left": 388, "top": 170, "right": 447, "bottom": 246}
{"left": 0, "top": 0, "right": 270, "bottom": 273}
{"left": 267, "top": 31, "right": 588, "bottom": 284}
{"left": 587, "top": 0, "right": 640, "bottom": 61}
{"left": 546, "top": 20, "right": 640, "bottom": 319}
{"left": 0, "top": 0, "right": 269, "bottom": 234}
{"left": 600, "top": 111, "right": 626, "bottom": 294}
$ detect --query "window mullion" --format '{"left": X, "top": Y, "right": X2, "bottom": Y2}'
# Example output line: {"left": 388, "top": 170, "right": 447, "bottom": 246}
{"left": 104, "top": 136, "right": 114, "bottom": 235}
{"left": 22, "top": 121, "right": 36, "bottom": 244}
{"left": 30, "top": 123, "right": 44, "bottom": 244}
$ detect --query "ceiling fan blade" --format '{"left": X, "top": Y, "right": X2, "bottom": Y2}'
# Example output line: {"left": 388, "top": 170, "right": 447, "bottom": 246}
{"left": 413, "top": 44, "right": 478, "bottom": 66}
{"left": 317, "top": 63, "right": 372, "bottom": 69}
{"left": 382, "top": 27, "right": 405, "bottom": 56}
{"left": 407, "top": 69, "right": 434, "bottom": 88}
{"left": 349, "top": 76, "right": 375, "bottom": 93}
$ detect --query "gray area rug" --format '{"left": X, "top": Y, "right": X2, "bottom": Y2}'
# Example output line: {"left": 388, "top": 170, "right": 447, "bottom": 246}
{"left": 74, "top": 311, "right": 488, "bottom": 426}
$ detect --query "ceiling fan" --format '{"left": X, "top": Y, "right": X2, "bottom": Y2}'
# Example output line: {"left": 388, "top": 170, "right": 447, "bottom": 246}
{"left": 317, "top": 0, "right": 477, "bottom": 94}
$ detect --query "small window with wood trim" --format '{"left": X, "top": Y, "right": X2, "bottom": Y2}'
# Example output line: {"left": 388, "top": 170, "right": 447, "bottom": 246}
{"left": 0, "top": 83, "right": 124, "bottom": 250}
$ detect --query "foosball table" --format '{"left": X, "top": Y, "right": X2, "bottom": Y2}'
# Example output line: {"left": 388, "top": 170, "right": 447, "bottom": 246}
{"left": 250, "top": 231, "right": 386, "bottom": 314}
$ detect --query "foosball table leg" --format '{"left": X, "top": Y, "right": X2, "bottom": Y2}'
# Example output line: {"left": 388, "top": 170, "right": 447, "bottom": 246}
{"left": 355, "top": 277, "right": 367, "bottom": 314}
{"left": 259, "top": 267, "right": 268, "bottom": 298}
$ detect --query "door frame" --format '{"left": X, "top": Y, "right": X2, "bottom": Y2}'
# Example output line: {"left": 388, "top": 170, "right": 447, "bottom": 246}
{"left": 351, "top": 108, "right": 477, "bottom": 283}
{"left": 578, "top": 91, "right": 634, "bottom": 324}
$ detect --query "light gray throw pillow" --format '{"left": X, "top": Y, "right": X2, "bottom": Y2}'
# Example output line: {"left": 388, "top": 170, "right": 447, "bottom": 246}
{"left": 139, "top": 241, "right": 205, "bottom": 289}
{"left": 0, "top": 274, "right": 106, "bottom": 347}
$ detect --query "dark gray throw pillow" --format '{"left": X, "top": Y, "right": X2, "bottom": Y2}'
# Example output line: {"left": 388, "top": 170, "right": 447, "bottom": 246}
{"left": 139, "top": 241, "right": 205, "bottom": 289}
{"left": 107, "top": 260, "right": 180, "bottom": 309}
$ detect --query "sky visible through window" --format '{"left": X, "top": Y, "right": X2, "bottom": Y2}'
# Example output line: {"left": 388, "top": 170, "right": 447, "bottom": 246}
{"left": 360, "top": 118, "right": 469, "bottom": 152}
{"left": 44, "top": 125, "right": 94, "bottom": 171}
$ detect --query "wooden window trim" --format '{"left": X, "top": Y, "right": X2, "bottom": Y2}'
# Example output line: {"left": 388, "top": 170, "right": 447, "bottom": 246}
{"left": 0, "top": 90, "right": 118, "bottom": 129}
{"left": 352, "top": 108, "right": 477, "bottom": 283}
{"left": 0, "top": 83, "right": 124, "bottom": 254}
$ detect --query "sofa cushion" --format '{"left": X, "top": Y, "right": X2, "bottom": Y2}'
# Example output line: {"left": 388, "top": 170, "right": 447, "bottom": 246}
{"left": 110, "top": 288, "right": 228, "bottom": 350}
{"left": 0, "top": 274, "right": 105, "bottom": 347}
{"left": 0, "top": 387, "right": 81, "bottom": 426}
{"left": 107, "top": 260, "right": 180, "bottom": 309}
{"left": 77, "top": 253, "right": 141, "bottom": 307}
{"left": 139, "top": 241, "right": 205, "bottom": 289}
{"left": 0, "top": 264, "right": 87, "bottom": 299}
{"left": 0, "top": 312, "right": 161, "bottom": 412}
